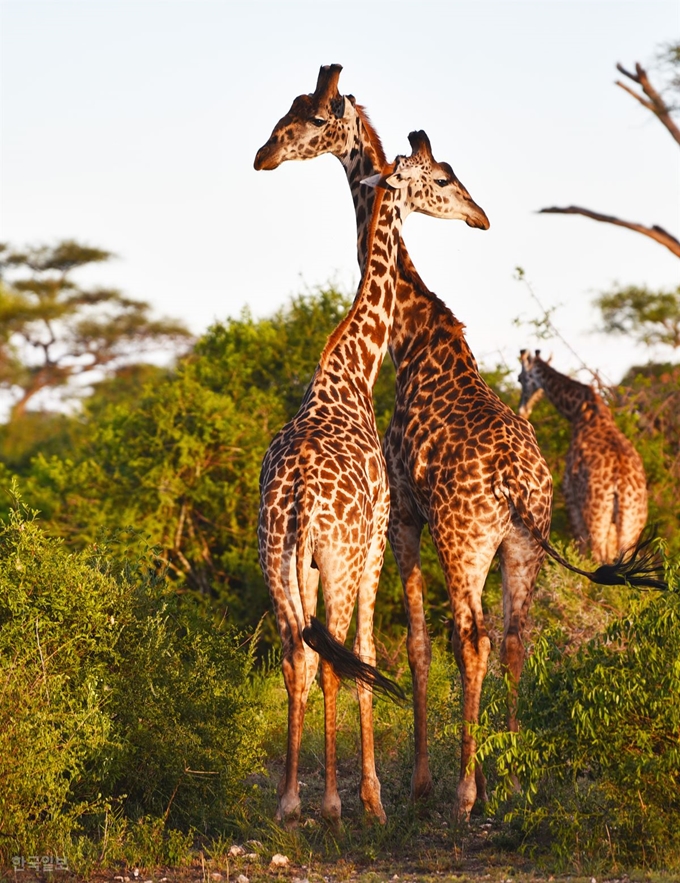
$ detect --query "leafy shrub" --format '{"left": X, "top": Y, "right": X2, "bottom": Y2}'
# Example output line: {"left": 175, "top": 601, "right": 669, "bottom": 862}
{"left": 475, "top": 549, "right": 680, "bottom": 872}
{"left": 0, "top": 486, "right": 265, "bottom": 867}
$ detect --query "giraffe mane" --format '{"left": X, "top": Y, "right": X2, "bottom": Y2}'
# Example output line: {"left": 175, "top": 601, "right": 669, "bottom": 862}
{"left": 355, "top": 103, "right": 387, "bottom": 167}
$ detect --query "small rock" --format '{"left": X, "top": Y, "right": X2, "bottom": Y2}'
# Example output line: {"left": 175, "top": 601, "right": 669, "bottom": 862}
{"left": 211, "top": 874, "right": 223, "bottom": 881}
{"left": 245, "top": 839, "right": 263, "bottom": 849}
{"left": 229, "top": 845, "right": 246, "bottom": 857}
{"left": 245, "top": 854, "right": 258, "bottom": 861}
{"left": 133, "top": 871, "right": 140, "bottom": 879}
{"left": 270, "top": 853, "right": 289, "bottom": 869}
{"left": 236, "top": 876, "right": 249, "bottom": 883}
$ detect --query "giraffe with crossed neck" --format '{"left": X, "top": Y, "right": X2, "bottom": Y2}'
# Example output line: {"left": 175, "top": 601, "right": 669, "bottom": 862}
{"left": 255, "top": 64, "right": 665, "bottom": 819}
{"left": 518, "top": 349, "right": 649, "bottom": 563}
{"left": 255, "top": 63, "right": 549, "bottom": 820}
{"left": 258, "top": 130, "right": 489, "bottom": 827}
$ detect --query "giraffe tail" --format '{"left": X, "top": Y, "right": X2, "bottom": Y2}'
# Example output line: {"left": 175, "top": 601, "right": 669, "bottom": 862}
{"left": 498, "top": 478, "right": 668, "bottom": 590}
{"left": 302, "top": 617, "right": 406, "bottom": 702}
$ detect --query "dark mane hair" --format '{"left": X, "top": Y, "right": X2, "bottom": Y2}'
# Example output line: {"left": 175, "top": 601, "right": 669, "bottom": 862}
{"left": 355, "top": 103, "right": 387, "bottom": 167}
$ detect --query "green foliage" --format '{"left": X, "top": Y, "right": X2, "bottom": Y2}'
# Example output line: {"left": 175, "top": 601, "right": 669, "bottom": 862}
{"left": 194, "top": 287, "right": 397, "bottom": 433}
{"left": 28, "top": 360, "right": 270, "bottom": 609}
{"left": 475, "top": 552, "right": 680, "bottom": 871}
{"left": 595, "top": 284, "right": 680, "bottom": 351}
{"left": 0, "top": 486, "right": 265, "bottom": 867}
{"left": 10, "top": 286, "right": 406, "bottom": 645}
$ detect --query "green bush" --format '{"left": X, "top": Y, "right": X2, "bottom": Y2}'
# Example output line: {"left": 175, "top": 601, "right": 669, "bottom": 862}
{"left": 0, "top": 486, "right": 265, "bottom": 867}
{"left": 475, "top": 549, "right": 680, "bottom": 872}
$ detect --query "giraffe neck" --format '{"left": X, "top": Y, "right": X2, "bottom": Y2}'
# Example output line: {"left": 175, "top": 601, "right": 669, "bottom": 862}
{"left": 534, "top": 359, "right": 600, "bottom": 423}
{"left": 319, "top": 183, "right": 401, "bottom": 392}
{"left": 337, "top": 104, "right": 445, "bottom": 369}
{"left": 339, "top": 104, "right": 386, "bottom": 270}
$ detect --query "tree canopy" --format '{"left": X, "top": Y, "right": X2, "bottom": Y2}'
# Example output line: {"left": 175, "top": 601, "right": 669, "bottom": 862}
{"left": 0, "top": 240, "right": 192, "bottom": 417}
{"left": 595, "top": 284, "right": 680, "bottom": 350}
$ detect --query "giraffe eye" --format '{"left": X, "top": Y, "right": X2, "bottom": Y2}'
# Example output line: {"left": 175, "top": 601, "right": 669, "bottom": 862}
{"left": 435, "top": 179, "right": 449, "bottom": 187}
{"left": 311, "top": 118, "right": 326, "bottom": 127}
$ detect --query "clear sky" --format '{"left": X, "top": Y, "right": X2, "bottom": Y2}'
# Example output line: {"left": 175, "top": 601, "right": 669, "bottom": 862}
{"left": 1, "top": 0, "right": 679, "bottom": 391}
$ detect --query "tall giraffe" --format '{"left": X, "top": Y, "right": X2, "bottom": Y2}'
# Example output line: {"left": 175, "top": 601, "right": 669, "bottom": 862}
{"left": 258, "top": 131, "right": 489, "bottom": 827}
{"left": 255, "top": 64, "right": 666, "bottom": 819}
{"left": 518, "top": 349, "right": 649, "bottom": 562}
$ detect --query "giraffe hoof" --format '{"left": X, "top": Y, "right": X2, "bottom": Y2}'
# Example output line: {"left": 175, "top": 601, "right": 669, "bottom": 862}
{"left": 321, "top": 794, "right": 342, "bottom": 829}
{"left": 411, "top": 773, "right": 434, "bottom": 802}
{"left": 360, "top": 777, "right": 387, "bottom": 823}
{"left": 276, "top": 796, "right": 301, "bottom": 828}
{"left": 358, "top": 801, "right": 386, "bottom": 825}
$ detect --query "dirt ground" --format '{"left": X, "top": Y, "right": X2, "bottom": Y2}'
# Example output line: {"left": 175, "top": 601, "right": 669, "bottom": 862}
{"left": 6, "top": 818, "right": 662, "bottom": 883}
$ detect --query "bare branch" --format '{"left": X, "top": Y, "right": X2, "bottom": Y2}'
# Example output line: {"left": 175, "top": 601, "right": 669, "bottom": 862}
{"left": 616, "top": 61, "right": 680, "bottom": 146}
{"left": 539, "top": 206, "right": 680, "bottom": 259}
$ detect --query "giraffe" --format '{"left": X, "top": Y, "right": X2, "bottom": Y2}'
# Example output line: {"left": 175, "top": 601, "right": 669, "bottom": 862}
{"left": 518, "top": 349, "right": 649, "bottom": 563}
{"left": 255, "top": 64, "right": 666, "bottom": 819}
{"left": 258, "top": 130, "right": 490, "bottom": 827}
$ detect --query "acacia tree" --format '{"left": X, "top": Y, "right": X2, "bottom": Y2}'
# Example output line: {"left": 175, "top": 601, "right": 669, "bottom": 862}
{"left": 595, "top": 283, "right": 680, "bottom": 351}
{"left": 0, "top": 240, "right": 192, "bottom": 417}
{"left": 540, "top": 44, "right": 680, "bottom": 258}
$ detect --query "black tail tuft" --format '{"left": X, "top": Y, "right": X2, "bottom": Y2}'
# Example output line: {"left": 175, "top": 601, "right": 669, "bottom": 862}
{"left": 302, "top": 616, "right": 405, "bottom": 703}
{"left": 591, "top": 529, "right": 667, "bottom": 590}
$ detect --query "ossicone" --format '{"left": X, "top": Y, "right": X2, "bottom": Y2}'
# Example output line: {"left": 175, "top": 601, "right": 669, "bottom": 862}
{"left": 314, "top": 64, "right": 343, "bottom": 99}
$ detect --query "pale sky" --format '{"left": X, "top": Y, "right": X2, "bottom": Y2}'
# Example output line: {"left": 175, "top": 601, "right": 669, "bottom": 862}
{"left": 1, "top": 0, "right": 679, "bottom": 396}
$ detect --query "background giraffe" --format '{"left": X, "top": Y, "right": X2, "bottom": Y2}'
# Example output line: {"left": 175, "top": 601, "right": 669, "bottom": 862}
{"left": 255, "top": 64, "right": 666, "bottom": 820}
{"left": 258, "top": 131, "right": 489, "bottom": 827}
{"left": 518, "top": 349, "right": 649, "bottom": 563}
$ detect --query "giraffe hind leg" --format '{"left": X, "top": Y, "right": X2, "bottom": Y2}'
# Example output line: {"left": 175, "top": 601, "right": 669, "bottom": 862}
{"left": 438, "top": 537, "right": 496, "bottom": 820}
{"left": 274, "top": 564, "right": 319, "bottom": 826}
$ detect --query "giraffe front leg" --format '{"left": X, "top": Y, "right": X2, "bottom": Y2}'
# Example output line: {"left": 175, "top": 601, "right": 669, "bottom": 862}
{"left": 389, "top": 509, "right": 431, "bottom": 801}
{"left": 405, "top": 564, "right": 432, "bottom": 801}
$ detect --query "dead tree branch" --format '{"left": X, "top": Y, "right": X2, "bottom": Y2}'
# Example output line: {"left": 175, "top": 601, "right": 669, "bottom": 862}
{"left": 539, "top": 58, "right": 680, "bottom": 258}
{"left": 538, "top": 206, "right": 680, "bottom": 259}
{"left": 616, "top": 61, "right": 680, "bottom": 146}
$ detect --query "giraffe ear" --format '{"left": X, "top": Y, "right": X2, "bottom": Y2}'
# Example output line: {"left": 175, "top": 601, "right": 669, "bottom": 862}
{"left": 381, "top": 166, "right": 418, "bottom": 190}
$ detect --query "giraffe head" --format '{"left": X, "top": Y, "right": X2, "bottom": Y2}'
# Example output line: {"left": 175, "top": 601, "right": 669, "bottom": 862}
{"left": 364, "top": 131, "right": 490, "bottom": 229}
{"left": 254, "top": 64, "right": 360, "bottom": 170}
{"left": 518, "top": 349, "right": 546, "bottom": 418}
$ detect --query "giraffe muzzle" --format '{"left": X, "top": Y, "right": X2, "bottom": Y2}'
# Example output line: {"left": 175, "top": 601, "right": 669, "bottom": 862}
{"left": 254, "top": 141, "right": 283, "bottom": 171}
{"left": 465, "top": 204, "right": 490, "bottom": 230}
